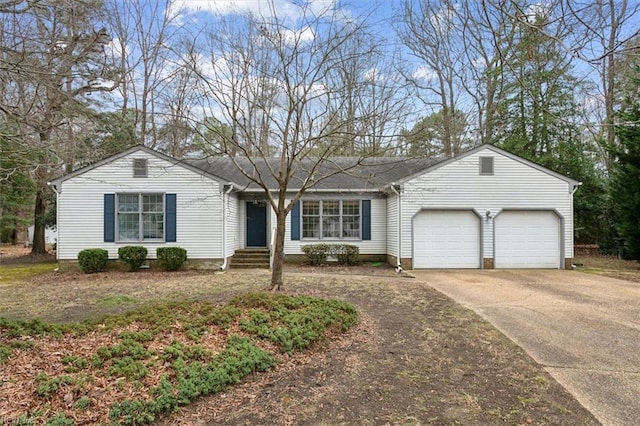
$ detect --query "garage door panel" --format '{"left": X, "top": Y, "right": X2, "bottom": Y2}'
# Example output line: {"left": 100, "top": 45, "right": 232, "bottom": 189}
{"left": 413, "top": 211, "right": 480, "bottom": 268}
{"left": 495, "top": 211, "right": 560, "bottom": 268}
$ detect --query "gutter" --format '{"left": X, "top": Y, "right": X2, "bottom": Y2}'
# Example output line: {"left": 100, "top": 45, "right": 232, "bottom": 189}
{"left": 220, "top": 183, "right": 236, "bottom": 271}
{"left": 571, "top": 182, "right": 582, "bottom": 195}
{"left": 389, "top": 183, "right": 402, "bottom": 271}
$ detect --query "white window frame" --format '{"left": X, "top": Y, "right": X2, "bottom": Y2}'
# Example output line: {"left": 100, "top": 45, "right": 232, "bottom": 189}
{"left": 116, "top": 193, "right": 165, "bottom": 242}
{"left": 301, "top": 199, "right": 361, "bottom": 240}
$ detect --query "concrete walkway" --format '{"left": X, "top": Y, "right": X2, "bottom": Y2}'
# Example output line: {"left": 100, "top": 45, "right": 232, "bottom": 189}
{"left": 413, "top": 269, "right": 640, "bottom": 426}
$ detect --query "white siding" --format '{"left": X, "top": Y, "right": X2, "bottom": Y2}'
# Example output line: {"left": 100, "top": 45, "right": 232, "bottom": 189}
{"left": 401, "top": 147, "right": 574, "bottom": 265}
{"left": 225, "top": 193, "right": 241, "bottom": 257}
{"left": 57, "top": 150, "right": 223, "bottom": 260}
{"left": 386, "top": 193, "right": 399, "bottom": 259}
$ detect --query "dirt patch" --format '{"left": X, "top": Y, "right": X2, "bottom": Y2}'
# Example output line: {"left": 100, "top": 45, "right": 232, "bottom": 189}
{"left": 0, "top": 244, "right": 56, "bottom": 265}
{"left": 0, "top": 266, "right": 598, "bottom": 425}
{"left": 575, "top": 255, "right": 640, "bottom": 283}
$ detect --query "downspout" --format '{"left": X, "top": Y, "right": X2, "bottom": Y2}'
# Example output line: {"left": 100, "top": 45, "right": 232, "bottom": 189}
{"left": 390, "top": 184, "right": 402, "bottom": 272}
{"left": 47, "top": 182, "right": 60, "bottom": 261}
{"left": 220, "top": 183, "right": 235, "bottom": 271}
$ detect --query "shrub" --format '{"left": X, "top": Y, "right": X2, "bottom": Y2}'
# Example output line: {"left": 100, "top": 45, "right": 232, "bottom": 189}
{"left": 332, "top": 244, "right": 359, "bottom": 265}
{"left": 78, "top": 248, "right": 109, "bottom": 274}
{"left": 118, "top": 246, "right": 148, "bottom": 271}
{"left": 156, "top": 247, "right": 187, "bottom": 271}
{"left": 301, "top": 244, "right": 360, "bottom": 265}
{"left": 301, "top": 244, "right": 330, "bottom": 265}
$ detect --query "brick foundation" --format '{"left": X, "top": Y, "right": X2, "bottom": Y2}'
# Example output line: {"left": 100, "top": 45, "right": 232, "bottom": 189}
{"left": 483, "top": 258, "right": 494, "bottom": 269}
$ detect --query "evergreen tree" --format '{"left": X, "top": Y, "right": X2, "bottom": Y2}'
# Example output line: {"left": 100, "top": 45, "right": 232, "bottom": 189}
{"left": 0, "top": 130, "right": 35, "bottom": 243}
{"left": 494, "top": 7, "right": 609, "bottom": 246}
{"left": 611, "top": 103, "right": 640, "bottom": 259}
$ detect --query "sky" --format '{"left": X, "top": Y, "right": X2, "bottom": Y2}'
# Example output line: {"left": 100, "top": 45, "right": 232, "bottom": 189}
{"left": 103, "top": 0, "right": 640, "bottom": 135}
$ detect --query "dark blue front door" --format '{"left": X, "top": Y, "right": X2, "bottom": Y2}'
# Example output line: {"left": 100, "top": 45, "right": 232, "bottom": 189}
{"left": 246, "top": 201, "right": 267, "bottom": 247}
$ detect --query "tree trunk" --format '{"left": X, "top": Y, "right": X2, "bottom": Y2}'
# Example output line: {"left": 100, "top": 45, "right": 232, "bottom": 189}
{"left": 269, "top": 210, "right": 287, "bottom": 291}
{"left": 31, "top": 186, "right": 47, "bottom": 255}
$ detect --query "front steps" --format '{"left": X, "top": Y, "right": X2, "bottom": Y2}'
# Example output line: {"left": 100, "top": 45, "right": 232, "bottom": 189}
{"left": 231, "top": 249, "right": 270, "bottom": 269}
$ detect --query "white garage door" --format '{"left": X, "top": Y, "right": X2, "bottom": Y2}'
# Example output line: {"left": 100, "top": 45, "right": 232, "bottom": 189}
{"left": 413, "top": 210, "right": 480, "bottom": 268}
{"left": 495, "top": 211, "right": 560, "bottom": 268}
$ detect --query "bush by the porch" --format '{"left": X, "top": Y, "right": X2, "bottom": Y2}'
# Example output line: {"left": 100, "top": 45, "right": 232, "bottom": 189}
{"left": 301, "top": 244, "right": 360, "bottom": 265}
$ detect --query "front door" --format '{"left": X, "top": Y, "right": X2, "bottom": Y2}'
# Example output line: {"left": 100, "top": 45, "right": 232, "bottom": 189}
{"left": 246, "top": 201, "right": 267, "bottom": 247}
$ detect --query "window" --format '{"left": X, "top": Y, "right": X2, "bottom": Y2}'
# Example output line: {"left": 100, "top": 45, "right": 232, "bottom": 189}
{"left": 117, "top": 194, "right": 164, "bottom": 241}
{"left": 480, "top": 156, "right": 494, "bottom": 175}
{"left": 301, "top": 200, "right": 360, "bottom": 239}
{"left": 133, "top": 159, "right": 148, "bottom": 177}
{"left": 302, "top": 200, "right": 320, "bottom": 238}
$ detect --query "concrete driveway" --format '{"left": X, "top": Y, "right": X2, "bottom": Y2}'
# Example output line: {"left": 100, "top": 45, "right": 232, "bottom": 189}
{"left": 412, "top": 269, "right": 640, "bottom": 426}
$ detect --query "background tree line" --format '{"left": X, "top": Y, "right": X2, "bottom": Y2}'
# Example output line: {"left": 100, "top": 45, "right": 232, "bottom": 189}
{"left": 0, "top": 0, "right": 639, "bottom": 265}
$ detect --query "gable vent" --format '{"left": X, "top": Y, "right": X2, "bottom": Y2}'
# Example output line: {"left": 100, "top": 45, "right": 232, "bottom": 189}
{"left": 480, "top": 156, "right": 494, "bottom": 175}
{"left": 133, "top": 159, "right": 148, "bottom": 177}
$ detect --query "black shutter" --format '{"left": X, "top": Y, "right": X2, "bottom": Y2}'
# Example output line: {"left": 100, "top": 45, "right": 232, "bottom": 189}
{"left": 165, "top": 194, "right": 177, "bottom": 242}
{"left": 291, "top": 202, "right": 300, "bottom": 240}
{"left": 104, "top": 194, "right": 115, "bottom": 242}
{"left": 362, "top": 200, "right": 371, "bottom": 241}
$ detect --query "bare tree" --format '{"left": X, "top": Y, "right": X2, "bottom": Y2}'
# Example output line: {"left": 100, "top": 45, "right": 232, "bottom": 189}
{"left": 189, "top": 3, "right": 406, "bottom": 290}
{"left": 562, "top": 0, "right": 640, "bottom": 167}
{"left": 104, "top": 0, "right": 182, "bottom": 148}
{"left": 0, "top": 0, "right": 116, "bottom": 254}
{"left": 398, "top": 1, "right": 470, "bottom": 157}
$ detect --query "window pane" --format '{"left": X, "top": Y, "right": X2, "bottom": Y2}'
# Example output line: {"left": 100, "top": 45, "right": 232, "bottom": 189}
{"left": 302, "top": 217, "right": 320, "bottom": 238}
{"left": 342, "top": 216, "right": 360, "bottom": 238}
{"left": 322, "top": 200, "right": 340, "bottom": 238}
{"left": 302, "top": 200, "right": 319, "bottom": 215}
{"left": 143, "top": 194, "right": 163, "bottom": 212}
{"left": 302, "top": 201, "right": 320, "bottom": 238}
{"left": 342, "top": 200, "right": 359, "bottom": 215}
{"left": 342, "top": 200, "right": 360, "bottom": 238}
{"left": 143, "top": 213, "right": 164, "bottom": 239}
{"left": 118, "top": 213, "right": 139, "bottom": 240}
{"left": 322, "top": 215, "right": 340, "bottom": 238}
{"left": 323, "top": 200, "right": 339, "bottom": 215}
{"left": 118, "top": 194, "right": 139, "bottom": 212}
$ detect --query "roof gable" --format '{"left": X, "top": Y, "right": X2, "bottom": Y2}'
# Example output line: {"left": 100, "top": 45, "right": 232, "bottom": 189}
{"left": 397, "top": 144, "right": 581, "bottom": 188}
{"left": 49, "top": 146, "right": 228, "bottom": 189}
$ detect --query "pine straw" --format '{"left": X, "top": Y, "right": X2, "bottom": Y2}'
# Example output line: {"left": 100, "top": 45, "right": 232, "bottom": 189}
{"left": 155, "top": 312, "right": 377, "bottom": 425}
{"left": 0, "top": 308, "right": 352, "bottom": 425}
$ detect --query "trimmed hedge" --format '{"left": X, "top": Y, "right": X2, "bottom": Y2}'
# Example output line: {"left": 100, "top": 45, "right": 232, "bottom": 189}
{"left": 301, "top": 244, "right": 359, "bottom": 265}
{"left": 78, "top": 249, "right": 109, "bottom": 274}
{"left": 332, "top": 244, "right": 360, "bottom": 265}
{"left": 156, "top": 247, "right": 187, "bottom": 271}
{"left": 301, "top": 244, "right": 330, "bottom": 265}
{"left": 118, "top": 246, "right": 148, "bottom": 271}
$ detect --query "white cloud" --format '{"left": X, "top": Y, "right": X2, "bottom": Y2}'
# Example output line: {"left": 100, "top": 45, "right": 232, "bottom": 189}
{"left": 168, "top": 0, "right": 338, "bottom": 21}
{"left": 412, "top": 64, "right": 436, "bottom": 82}
{"left": 281, "top": 26, "right": 315, "bottom": 44}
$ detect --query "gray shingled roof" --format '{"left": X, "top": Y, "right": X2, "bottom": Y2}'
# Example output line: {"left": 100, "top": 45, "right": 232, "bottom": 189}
{"left": 186, "top": 156, "right": 440, "bottom": 191}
